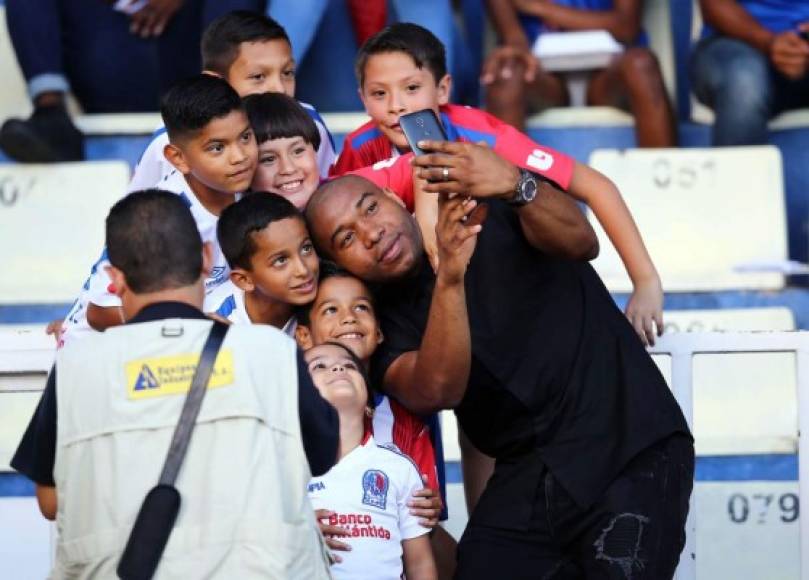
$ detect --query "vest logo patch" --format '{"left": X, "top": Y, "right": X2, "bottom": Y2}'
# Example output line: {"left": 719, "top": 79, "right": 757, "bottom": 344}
{"left": 361, "top": 469, "right": 389, "bottom": 510}
{"left": 125, "top": 349, "right": 234, "bottom": 400}
{"left": 134, "top": 364, "right": 159, "bottom": 391}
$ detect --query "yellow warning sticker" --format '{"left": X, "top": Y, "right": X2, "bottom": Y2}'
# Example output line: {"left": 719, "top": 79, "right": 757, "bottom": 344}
{"left": 125, "top": 349, "right": 234, "bottom": 400}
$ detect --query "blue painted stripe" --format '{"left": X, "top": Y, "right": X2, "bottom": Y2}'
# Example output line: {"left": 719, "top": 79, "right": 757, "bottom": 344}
{"left": 0, "top": 473, "right": 35, "bottom": 497}
{"left": 442, "top": 454, "right": 798, "bottom": 485}
{"left": 0, "top": 454, "right": 800, "bottom": 497}
{"left": 0, "top": 304, "right": 73, "bottom": 324}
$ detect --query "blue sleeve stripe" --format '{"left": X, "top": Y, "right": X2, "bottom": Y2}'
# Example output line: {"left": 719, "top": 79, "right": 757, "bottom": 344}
{"left": 215, "top": 295, "right": 236, "bottom": 317}
{"left": 351, "top": 126, "right": 383, "bottom": 149}
{"left": 301, "top": 102, "right": 337, "bottom": 151}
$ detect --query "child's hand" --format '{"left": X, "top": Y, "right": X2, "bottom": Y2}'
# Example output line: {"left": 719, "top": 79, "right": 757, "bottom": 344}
{"left": 315, "top": 509, "right": 351, "bottom": 563}
{"left": 408, "top": 475, "right": 442, "bottom": 528}
{"left": 625, "top": 276, "right": 664, "bottom": 347}
{"left": 414, "top": 171, "right": 440, "bottom": 272}
{"left": 45, "top": 319, "right": 64, "bottom": 345}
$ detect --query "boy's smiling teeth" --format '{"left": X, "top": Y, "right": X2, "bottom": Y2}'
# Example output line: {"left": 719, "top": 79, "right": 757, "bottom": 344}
{"left": 279, "top": 180, "right": 302, "bottom": 191}
{"left": 337, "top": 332, "right": 363, "bottom": 339}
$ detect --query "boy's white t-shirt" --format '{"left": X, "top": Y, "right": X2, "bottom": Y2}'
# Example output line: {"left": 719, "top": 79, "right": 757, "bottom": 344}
{"left": 308, "top": 436, "right": 427, "bottom": 580}
{"left": 59, "top": 169, "right": 233, "bottom": 347}
{"left": 128, "top": 101, "right": 336, "bottom": 193}
{"left": 212, "top": 282, "right": 297, "bottom": 337}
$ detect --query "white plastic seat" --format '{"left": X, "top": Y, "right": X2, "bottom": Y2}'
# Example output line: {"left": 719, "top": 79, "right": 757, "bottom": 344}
{"left": 0, "top": 161, "right": 130, "bottom": 304}
{"left": 588, "top": 145, "right": 787, "bottom": 292}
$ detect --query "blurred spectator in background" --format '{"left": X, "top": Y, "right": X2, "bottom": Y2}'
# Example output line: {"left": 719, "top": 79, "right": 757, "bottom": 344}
{"left": 483, "top": 0, "right": 676, "bottom": 148}
{"left": 691, "top": 0, "right": 809, "bottom": 146}
{"left": 0, "top": 0, "right": 263, "bottom": 163}
{"left": 268, "top": 0, "right": 479, "bottom": 110}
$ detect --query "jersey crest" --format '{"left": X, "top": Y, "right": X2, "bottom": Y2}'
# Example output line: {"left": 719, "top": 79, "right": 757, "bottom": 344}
{"left": 361, "top": 469, "right": 389, "bottom": 510}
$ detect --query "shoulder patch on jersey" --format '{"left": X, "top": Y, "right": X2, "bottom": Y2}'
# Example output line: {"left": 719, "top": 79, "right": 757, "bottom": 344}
{"left": 361, "top": 469, "right": 389, "bottom": 510}
{"left": 125, "top": 349, "right": 234, "bottom": 400}
{"left": 351, "top": 126, "right": 384, "bottom": 149}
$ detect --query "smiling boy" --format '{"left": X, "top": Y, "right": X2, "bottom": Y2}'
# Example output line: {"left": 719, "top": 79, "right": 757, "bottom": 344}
{"left": 59, "top": 75, "right": 257, "bottom": 346}
{"left": 214, "top": 192, "right": 319, "bottom": 333}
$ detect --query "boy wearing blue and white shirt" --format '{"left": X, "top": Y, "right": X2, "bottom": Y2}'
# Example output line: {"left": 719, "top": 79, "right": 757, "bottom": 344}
{"left": 58, "top": 75, "right": 256, "bottom": 347}
{"left": 128, "top": 11, "right": 336, "bottom": 192}
{"left": 213, "top": 191, "right": 319, "bottom": 335}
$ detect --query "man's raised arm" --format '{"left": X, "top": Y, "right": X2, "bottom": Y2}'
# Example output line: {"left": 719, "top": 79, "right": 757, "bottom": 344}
{"left": 383, "top": 195, "right": 486, "bottom": 415}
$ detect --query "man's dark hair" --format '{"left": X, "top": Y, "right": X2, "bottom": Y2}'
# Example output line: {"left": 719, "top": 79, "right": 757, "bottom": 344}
{"left": 217, "top": 191, "right": 303, "bottom": 270}
{"left": 160, "top": 74, "right": 243, "bottom": 142}
{"left": 295, "top": 260, "right": 371, "bottom": 327}
{"left": 355, "top": 23, "right": 447, "bottom": 87}
{"left": 243, "top": 92, "right": 321, "bottom": 150}
{"left": 106, "top": 190, "right": 202, "bottom": 293}
{"left": 202, "top": 10, "right": 291, "bottom": 76}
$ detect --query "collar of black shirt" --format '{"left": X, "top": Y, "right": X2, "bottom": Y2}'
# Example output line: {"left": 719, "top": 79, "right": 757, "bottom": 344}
{"left": 128, "top": 301, "right": 208, "bottom": 324}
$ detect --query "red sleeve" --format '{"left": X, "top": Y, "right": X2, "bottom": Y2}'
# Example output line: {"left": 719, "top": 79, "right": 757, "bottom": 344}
{"left": 345, "top": 154, "right": 415, "bottom": 212}
{"left": 487, "top": 113, "right": 575, "bottom": 191}
{"left": 331, "top": 136, "right": 366, "bottom": 176}
{"left": 389, "top": 400, "right": 439, "bottom": 492}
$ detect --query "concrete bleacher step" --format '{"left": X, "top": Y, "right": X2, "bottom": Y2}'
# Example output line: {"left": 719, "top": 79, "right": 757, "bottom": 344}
{"left": 588, "top": 145, "right": 788, "bottom": 293}
{"left": 0, "top": 161, "right": 130, "bottom": 304}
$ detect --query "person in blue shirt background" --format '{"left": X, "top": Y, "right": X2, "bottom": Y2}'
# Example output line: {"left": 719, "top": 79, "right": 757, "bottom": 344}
{"left": 691, "top": 0, "right": 809, "bottom": 146}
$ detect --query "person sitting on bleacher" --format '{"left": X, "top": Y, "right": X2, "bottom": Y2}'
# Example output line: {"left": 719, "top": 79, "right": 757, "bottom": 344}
{"left": 691, "top": 0, "right": 809, "bottom": 146}
{"left": 482, "top": 0, "right": 676, "bottom": 147}
{"left": 0, "top": 0, "right": 264, "bottom": 163}
{"left": 57, "top": 74, "right": 256, "bottom": 347}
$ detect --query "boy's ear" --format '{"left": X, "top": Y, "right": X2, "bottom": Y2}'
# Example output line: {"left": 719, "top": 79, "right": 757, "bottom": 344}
{"left": 436, "top": 73, "right": 452, "bottom": 106}
{"left": 295, "top": 324, "right": 314, "bottom": 350}
{"left": 229, "top": 268, "right": 255, "bottom": 292}
{"left": 164, "top": 143, "right": 191, "bottom": 175}
{"left": 375, "top": 328, "right": 384, "bottom": 346}
{"left": 382, "top": 187, "right": 406, "bottom": 208}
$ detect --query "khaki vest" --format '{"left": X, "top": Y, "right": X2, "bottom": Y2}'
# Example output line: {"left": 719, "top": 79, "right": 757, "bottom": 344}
{"left": 52, "top": 317, "right": 332, "bottom": 579}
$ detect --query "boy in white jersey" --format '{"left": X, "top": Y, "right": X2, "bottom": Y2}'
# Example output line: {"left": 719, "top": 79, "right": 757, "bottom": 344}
{"left": 296, "top": 264, "right": 456, "bottom": 577}
{"left": 214, "top": 191, "right": 319, "bottom": 333}
{"left": 305, "top": 342, "right": 437, "bottom": 580}
{"left": 57, "top": 75, "right": 256, "bottom": 347}
{"left": 128, "top": 10, "right": 335, "bottom": 192}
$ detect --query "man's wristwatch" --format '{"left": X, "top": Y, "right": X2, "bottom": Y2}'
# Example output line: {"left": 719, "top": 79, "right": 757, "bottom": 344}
{"left": 506, "top": 169, "right": 538, "bottom": 207}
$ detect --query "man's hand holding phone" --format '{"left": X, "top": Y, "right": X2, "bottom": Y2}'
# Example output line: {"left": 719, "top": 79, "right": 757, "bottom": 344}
{"left": 412, "top": 140, "right": 521, "bottom": 201}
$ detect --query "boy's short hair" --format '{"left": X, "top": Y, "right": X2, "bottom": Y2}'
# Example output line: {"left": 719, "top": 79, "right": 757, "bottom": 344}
{"left": 217, "top": 191, "right": 303, "bottom": 270}
{"left": 160, "top": 74, "right": 243, "bottom": 142}
{"left": 243, "top": 92, "right": 321, "bottom": 150}
{"left": 355, "top": 23, "right": 447, "bottom": 87}
{"left": 202, "top": 11, "right": 290, "bottom": 76}
{"left": 106, "top": 189, "right": 202, "bottom": 294}
{"left": 295, "top": 261, "right": 373, "bottom": 327}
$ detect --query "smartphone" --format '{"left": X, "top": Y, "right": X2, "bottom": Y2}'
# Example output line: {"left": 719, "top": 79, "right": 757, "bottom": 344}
{"left": 399, "top": 109, "right": 448, "bottom": 156}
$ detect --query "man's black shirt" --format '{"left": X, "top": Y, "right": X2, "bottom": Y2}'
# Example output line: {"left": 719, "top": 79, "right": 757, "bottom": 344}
{"left": 12, "top": 301, "right": 339, "bottom": 486}
{"left": 372, "top": 200, "right": 690, "bottom": 518}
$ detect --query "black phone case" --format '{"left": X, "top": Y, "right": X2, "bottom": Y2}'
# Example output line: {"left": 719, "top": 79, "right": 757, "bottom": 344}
{"left": 399, "top": 109, "right": 448, "bottom": 156}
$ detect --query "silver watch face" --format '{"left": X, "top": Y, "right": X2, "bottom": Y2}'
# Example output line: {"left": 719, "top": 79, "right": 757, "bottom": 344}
{"left": 521, "top": 174, "right": 538, "bottom": 202}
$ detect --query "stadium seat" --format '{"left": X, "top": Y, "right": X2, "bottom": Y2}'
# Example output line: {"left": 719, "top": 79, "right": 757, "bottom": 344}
{"left": 0, "top": 161, "right": 130, "bottom": 304}
{"left": 588, "top": 145, "right": 787, "bottom": 292}
{"left": 655, "top": 308, "right": 797, "bottom": 456}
